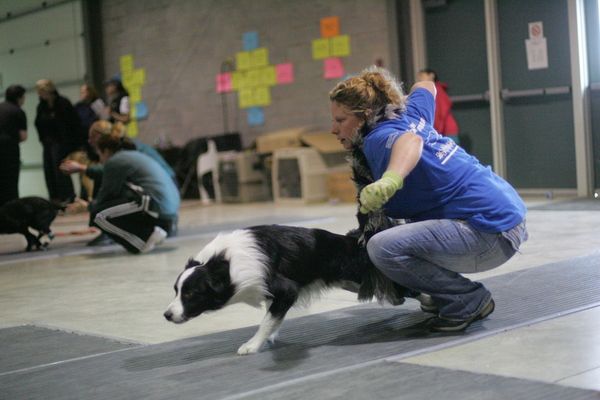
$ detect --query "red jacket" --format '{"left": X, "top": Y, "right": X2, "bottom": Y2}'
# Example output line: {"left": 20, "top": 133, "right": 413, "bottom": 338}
{"left": 434, "top": 81, "right": 459, "bottom": 136}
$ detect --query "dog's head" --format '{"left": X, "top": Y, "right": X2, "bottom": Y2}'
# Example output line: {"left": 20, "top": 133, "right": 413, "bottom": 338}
{"left": 164, "top": 254, "right": 235, "bottom": 324}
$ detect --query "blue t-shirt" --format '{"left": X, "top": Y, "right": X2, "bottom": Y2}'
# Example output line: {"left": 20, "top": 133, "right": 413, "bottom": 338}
{"left": 362, "top": 88, "right": 526, "bottom": 233}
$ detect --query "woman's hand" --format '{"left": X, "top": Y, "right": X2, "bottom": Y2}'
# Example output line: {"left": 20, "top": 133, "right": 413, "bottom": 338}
{"left": 359, "top": 171, "right": 403, "bottom": 213}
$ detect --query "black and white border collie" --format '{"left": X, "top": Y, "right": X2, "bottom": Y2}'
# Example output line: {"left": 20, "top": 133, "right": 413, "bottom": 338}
{"left": 164, "top": 224, "right": 411, "bottom": 355}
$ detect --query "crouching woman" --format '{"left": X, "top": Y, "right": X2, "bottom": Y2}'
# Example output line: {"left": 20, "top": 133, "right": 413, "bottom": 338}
{"left": 91, "top": 134, "right": 180, "bottom": 254}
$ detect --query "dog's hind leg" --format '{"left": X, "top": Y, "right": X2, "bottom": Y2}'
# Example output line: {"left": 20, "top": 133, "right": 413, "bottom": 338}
{"left": 237, "top": 277, "right": 298, "bottom": 355}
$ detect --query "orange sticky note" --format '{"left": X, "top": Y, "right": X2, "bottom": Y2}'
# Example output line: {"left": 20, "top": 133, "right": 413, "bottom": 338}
{"left": 320, "top": 16, "right": 340, "bottom": 38}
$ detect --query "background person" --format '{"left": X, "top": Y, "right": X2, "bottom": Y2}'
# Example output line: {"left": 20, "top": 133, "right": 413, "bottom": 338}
{"left": 329, "top": 67, "right": 527, "bottom": 332}
{"left": 34, "top": 79, "right": 80, "bottom": 206}
{"left": 0, "top": 84, "right": 28, "bottom": 206}
{"left": 104, "top": 78, "right": 130, "bottom": 125}
{"left": 417, "top": 68, "right": 459, "bottom": 144}
{"left": 89, "top": 133, "right": 180, "bottom": 254}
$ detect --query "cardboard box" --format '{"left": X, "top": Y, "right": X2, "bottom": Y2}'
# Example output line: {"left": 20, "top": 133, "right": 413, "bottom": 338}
{"left": 256, "top": 127, "right": 311, "bottom": 154}
{"left": 327, "top": 168, "right": 357, "bottom": 203}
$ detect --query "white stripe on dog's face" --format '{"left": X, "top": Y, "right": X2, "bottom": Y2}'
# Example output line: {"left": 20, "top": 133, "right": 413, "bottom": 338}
{"left": 165, "top": 267, "right": 197, "bottom": 323}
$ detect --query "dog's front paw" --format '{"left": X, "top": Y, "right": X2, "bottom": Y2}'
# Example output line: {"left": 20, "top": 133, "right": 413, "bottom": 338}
{"left": 237, "top": 340, "right": 263, "bottom": 355}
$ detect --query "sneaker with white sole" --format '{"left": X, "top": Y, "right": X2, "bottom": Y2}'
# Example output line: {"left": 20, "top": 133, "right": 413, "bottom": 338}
{"left": 140, "top": 227, "right": 167, "bottom": 253}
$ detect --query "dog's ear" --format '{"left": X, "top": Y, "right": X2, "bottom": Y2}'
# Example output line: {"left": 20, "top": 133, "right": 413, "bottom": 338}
{"left": 185, "top": 258, "right": 201, "bottom": 269}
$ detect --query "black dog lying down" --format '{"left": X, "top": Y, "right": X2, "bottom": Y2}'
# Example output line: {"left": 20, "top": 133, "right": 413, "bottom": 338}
{"left": 164, "top": 224, "right": 416, "bottom": 355}
{"left": 0, "top": 197, "right": 61, "bottom": 251}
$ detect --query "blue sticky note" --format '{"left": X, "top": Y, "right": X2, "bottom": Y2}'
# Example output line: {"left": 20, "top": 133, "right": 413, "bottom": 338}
{"left": 134, "top": 101, "right": 148, "bottom": 120}
{"left": 247, "top": 107, "right": 264, "bottom": 126}
{"left": 243, "top": 31, "right": 259, "bottom": 51}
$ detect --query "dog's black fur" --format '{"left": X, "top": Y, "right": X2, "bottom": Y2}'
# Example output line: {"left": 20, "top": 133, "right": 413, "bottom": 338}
{"left": 164, "top": 224, "right": 413, "bottom": 354}
{"left": 0, "top": 197, "right": 61, "bottom": 251}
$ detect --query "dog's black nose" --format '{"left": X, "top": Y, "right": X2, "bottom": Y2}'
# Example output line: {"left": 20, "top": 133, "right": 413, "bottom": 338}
{"left": 164, "top": 311, "right": 173, "bottom": 321}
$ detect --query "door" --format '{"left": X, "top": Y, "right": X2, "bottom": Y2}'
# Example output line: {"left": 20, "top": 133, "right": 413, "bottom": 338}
{"left": 424, "top": 0, "right": 493, "bottom": 166}
{"left": 497, "top": 0, "right": 576, "bottom": 189}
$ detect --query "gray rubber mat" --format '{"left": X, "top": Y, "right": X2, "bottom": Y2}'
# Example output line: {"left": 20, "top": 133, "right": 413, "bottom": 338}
{"left": 242, "top": 361, "right": 599, "bottom": 400}
{"left": 528, "top": 198, "right": 600, "bottom": 211}
{"left": 0, "top": 325, "right": 137, "bottom": 374}
{"left": 2, "top": 255, "right": 600, "bottom": 399}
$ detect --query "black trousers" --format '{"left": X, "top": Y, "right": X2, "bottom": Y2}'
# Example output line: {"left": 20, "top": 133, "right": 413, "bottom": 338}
{"left": 43, "top": 142, "right": 75, "bottom": 203}
{"left": 92, "top": 193, "right": 174, "bottom": 254}
{"left": 0, "top": 155, "right": 19, "bottom": 206}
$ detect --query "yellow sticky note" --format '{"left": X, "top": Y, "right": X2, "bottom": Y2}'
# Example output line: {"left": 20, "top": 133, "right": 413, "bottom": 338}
{"left": 331, "top": 35, "right": 351, "bottom": 57}
{"left": 246, "top": 69, "right": 260, "bottom": 87}
{"left": 250, "top": 47, "right": 268, "bottom": 68}
{"left": 254, "top": 86, "right": 271, "bottom": 107}
{"left": 259, "top": 66, "right": 277, "bottom": 86}
{"left": 239, "top": 88, "right": 254, "bottom": 109}
{"left": 127, "top": 120, "right": 138, "bottom": 137}
{"left": 236, "top": 51, "right": 251, "bottom": 70}
{"left": 231, "top": 71, "right": 243, "bottom": 89}
{"left": 129, "top": 86, "right": 141, "bottom": 102}
{"left": 131, "top": 69, "right": 146, "bottom": 86}
{"left": 312, "top": 38, "right": 330, "bottom": 60}
{"left": 120, "top": 54, "right": 134, "bottom": 74}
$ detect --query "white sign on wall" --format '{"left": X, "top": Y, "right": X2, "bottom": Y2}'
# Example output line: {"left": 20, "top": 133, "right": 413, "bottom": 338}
{"left": 525, "top": 21, "right": 548, "bottom": 70}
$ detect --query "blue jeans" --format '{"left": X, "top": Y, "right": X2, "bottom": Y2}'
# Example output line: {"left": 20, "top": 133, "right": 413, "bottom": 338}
{"left": 367, "top": 219, "right": 528, "bottom": 320}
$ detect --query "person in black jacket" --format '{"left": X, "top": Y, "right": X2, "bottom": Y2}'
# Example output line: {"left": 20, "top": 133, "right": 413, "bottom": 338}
{"left": 0, "top": 85, "right": 28, "bottom": 206}
{"left": 34, "top": 79, "right": 81, "bottom": 206}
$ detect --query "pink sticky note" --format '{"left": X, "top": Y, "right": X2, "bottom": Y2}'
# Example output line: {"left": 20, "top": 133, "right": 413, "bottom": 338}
{"left": 216, "top": 73, "right": 232, "bottom": 93}
{"left": 324, "top": 57, "right": 344, "bottom": 79}
{"left": 275, "top": 63, "right": 294, "bottom": 84}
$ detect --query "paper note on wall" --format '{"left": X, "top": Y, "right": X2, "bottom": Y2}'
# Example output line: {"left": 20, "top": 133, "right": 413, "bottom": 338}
{"left": 312, "top": 38, "right": 330, "bottom": 60}
{"left": 216, "top": 73, "right": 232, "bottom": 93}
{"left": 246, "top": 69, "right": 261, "bottom": 87}
{"left": 250, "top": 48, "right": 269, "bottom": 68}
{"left": 127, "top": 120, "right": 138, "bottom": 137}
{"left": 131, "top": 69, "right": 146, "bottom": 86}
{"left": 275, "top": 63, "right": 294, "bottom": 84}
{"left": 236, "top": 51, "right": 251, "bottom": 70}
{"left": 239, "top": 88, "right": 254, "bottom": 108}
{"left": 320, "top": 16, "right": 340, "bottom": 38}
{"left": 259, "top": 66, "right": 277, "bottom": 86}
{"left": 120, "top": 55, "right": 134, "bottom": 76}
{"left": 331, "top": 35, "right": 350, "bottom": 57}
{"left": 254, "top": 86, "right": 271, "bottom": 106}
{"left": 247, "top": 107, "right": 264, "bottom": 126}
{"left": 135, "top": 101, "right": 148, "bottom": 120}
{"left": 243, "top": 31, "right": 259, "bottom": 51}
{"left": 129, "top": 86, "right": 142, "bottom": 102}
{"left": 324, "top": 57, "right": 344, "bottom": 79}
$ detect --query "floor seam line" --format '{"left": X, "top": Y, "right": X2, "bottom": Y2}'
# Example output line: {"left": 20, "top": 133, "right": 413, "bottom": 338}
{"left": 0, "top": 345, "right": 147, "bottom": 378}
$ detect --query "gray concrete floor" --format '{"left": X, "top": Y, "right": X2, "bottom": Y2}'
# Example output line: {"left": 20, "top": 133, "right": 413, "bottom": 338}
{"left": 1, "top": 197, "right": 599, "bottom": 393}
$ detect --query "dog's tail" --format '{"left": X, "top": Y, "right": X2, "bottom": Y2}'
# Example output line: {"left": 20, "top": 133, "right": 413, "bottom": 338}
{"left": 358, "top": 267, "right": 409, "bottom": 306}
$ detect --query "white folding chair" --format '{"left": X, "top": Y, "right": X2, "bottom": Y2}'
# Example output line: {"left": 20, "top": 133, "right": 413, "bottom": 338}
{"left": 196, "top": 140, "right": 221, "bottom": 204}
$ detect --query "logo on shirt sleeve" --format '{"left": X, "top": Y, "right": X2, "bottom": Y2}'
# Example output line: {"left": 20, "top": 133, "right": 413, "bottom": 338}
{"left": 435, "top": 141, "right": 459, "bottom": 165}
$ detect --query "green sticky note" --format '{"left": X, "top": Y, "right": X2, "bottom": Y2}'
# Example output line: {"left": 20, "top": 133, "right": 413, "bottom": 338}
{"left": 250, "top": 48, "right": 269, "bottom": 68}
{"left": 331, "top": 35, "right": 350, "bottom": 57}
{"left": 236, "top": 51, "right": 251, "bottom": 70}
{"left": 312, "top": 38, "right": 330, "bottom": 60}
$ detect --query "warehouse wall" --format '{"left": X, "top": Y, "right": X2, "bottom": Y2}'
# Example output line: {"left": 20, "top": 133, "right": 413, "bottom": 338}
{"left": 100, "top": 0, "right": 398, "bottom": 147}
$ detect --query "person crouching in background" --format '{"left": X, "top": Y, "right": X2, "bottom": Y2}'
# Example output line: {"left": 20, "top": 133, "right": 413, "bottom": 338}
{"left": 90, "top": 133, "right": 180, "bottom": 254}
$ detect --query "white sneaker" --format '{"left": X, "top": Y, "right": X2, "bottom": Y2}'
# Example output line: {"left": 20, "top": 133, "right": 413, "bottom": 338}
{"left": 140, "top": 227, "right": 167, "bottom": 253}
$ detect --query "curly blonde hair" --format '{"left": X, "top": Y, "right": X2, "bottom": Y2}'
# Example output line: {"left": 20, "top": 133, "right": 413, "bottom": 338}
{"left": 89, "top": 120, "right": 125, "bottom": 139}
{"left": 329, "top": 66, "right": 405, "bottom": 127}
